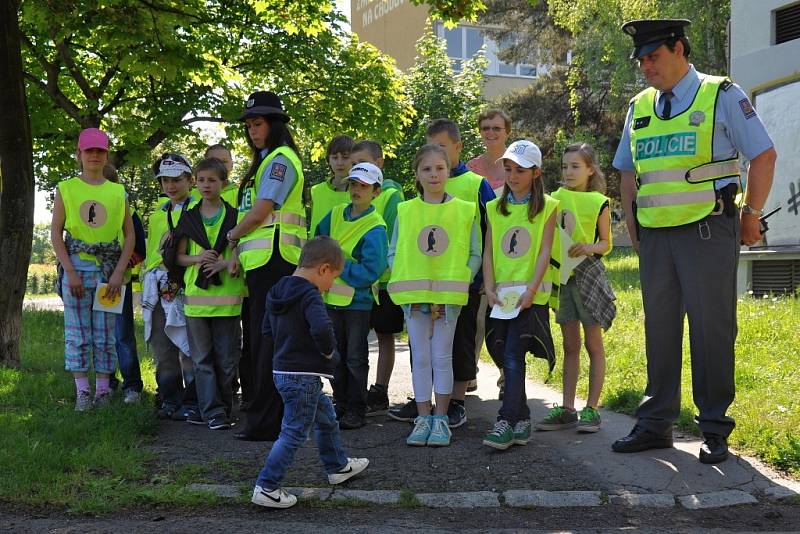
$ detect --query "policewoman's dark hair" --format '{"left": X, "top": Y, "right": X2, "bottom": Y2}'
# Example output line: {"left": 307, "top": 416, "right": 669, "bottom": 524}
{"left": 240, "top": 118, "right": 301, "bottom": 204}
{"left": 496, "top": 164, "right": 545, "bottom": 222}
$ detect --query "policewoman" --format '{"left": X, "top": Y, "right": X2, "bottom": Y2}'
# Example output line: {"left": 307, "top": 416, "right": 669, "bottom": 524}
{"left": 611, "top": 19, "right": 776, "bottom": 463}
{"left": 225, "top": 91, "right": 308, "bottom": 441}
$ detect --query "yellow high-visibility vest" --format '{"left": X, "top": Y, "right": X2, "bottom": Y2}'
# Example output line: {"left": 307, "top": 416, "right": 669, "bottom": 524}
{"left": 323, "top": 204, "right": 385, "bottom": 307}
{"left": 486, "top": 195, "right": 558, "bottom": 306}
{"left": 309, "top": 181, "right": 349, "bottom": 237}
{"left": 183, "top": 205, "right": 245, "bottom": 317}
{"left": 388, "top": 197, "right": 474, "bottom": 306}
{"left": 630, "top": 76, "right": 739, "bottom": 227}
{"left": 58, "top": 177, "right": 126, "bottom": 264}
{"left": 237, "top": 146, "right": 308, "bottom": 270}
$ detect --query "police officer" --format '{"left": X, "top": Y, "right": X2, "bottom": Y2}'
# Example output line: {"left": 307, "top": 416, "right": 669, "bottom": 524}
{"left": 611, "top": 19, "right": 776, "bottom": 463}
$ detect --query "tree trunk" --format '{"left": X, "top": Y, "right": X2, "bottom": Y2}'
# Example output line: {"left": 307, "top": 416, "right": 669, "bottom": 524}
{"left": 0, "top": 0, "right": 35, "bottom": 368}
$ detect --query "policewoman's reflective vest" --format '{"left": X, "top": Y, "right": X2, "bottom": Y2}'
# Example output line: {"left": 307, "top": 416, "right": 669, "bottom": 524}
{"left": 237, "top": 146, "right": 308, "bottom": 270}
{"left": 309, "top": 181, "right": 349, "bottom": 236}
{"left": 58, "top": 177, "right": 126, "bottom": 264}
{"left": 629, "top": 75, "right": 740, "bottom": 228}
{"left": 388, "top": 197, "right": 475, "bottom": 306}
{"left": 183, "top": 211, "right": 245, "bottom": 317}
{"left": 145, "top": 197, "right": 194, "bottom": 272}
{"left": 445, "top": 170, "right": 484, "bottom": 246}
{"left": 486, "top": 195, "right": 558, "bottom": 307}
{"left": 323, "top": 204, "right": 386, "bottom": 307}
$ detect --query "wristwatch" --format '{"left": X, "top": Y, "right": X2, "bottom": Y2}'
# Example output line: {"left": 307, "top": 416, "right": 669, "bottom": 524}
{"left": 226, "top": 230, "right": 238, "bottom": 242}
{"left": 741, "top": 204, "right": 763, "bottom": 217}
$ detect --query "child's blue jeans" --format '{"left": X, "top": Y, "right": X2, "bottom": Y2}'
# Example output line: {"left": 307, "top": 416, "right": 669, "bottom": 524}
{"left": 256, "top": 374, "right": 349, "bottom": 490}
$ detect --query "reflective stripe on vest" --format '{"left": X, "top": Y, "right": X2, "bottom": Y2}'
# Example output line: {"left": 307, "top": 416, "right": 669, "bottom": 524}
{"left": 323, "top": 204, "right": 385, "bottom": 307}
{"left": 486, "top": 195, "right": 558, "bottom": 306}
{"left": 388, "top": 197, "right": 474, "bottom": 306}
{"left": 184, "top": 295, "right": 243, "bottom": 306}
{"left": 237, "top": 146, "right": 307, "bottom": 270}
{"left": 238, "top": 232, "right": 306, "bottom": 252}
{"left": 639, "top": 159, "right": 740, "bottom": 185}
{"left": 630, "top": 75, "right": 735, "bottom": 228}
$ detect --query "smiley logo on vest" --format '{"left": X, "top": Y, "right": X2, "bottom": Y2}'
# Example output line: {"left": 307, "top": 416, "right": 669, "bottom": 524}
{"left": 417, "top": 225, "right": 449, "bottom": 256}
{"left": 80, "top": 200, "right": 108, "bottom": 228}
{"left": 501, "top": 226, "right": 531, "bottom": 258}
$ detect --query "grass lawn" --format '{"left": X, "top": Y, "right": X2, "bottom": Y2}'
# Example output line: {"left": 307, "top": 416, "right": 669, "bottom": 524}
{"left": 525, "top": 249, "right": 800, "bottom": 478}
{"left": 0, "top": 310, "right": 232, "bottom": 514}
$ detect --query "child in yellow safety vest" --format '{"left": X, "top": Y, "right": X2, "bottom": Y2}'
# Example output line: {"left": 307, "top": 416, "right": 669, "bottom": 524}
{"left": 349, "top": 140, "right": 405, "bottom": 417}
{"left": 387, "top": 144, "right": 482, "bottom": 447}
{"left": 481, "top": 140, "right": 557, "bottom": 451}
{"left": 309, "top": 135, "right": 355, "bottom": 236}
{"left": 51, "top": 128, "right": 135, "bottom": 411}
{"left": 536, "top": 142, "right": 616, "bottom": 434}
{"left": 314, "top": 162, "right": 388, "bottom": 430}
{"left": 176, "top": 158, "right": 245, "bottom": 430}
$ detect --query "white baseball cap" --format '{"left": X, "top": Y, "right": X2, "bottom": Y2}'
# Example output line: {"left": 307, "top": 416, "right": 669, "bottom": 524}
{"left": 347, "top": 162, "right": 383, "bottom": 185}
{"left": 497, "top": 140, "right": 542, "bottom": 169}
{"left": 156, "top": 155, "right": 193, "bottom": 178}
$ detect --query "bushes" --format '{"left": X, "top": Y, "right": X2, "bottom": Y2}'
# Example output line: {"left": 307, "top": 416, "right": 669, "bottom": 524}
{"left": 26, "top": 264, "right": 57, "bottom": 295}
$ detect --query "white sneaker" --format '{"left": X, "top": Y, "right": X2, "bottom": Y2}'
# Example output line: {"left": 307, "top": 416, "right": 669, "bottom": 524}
{"left": 251, "top": 486, "right": 297, "bottom": 509}
{"left": 123, "top": 390, "right": 141, "bottom": 404}
{"left": 327, "top": 457, "right": 369, "bottom": 485}
{"left": 74, "top": 391, "right": 93, "bottom": 412}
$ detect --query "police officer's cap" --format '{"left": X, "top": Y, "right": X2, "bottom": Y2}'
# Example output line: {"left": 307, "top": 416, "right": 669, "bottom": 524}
{"left": 621, "top": 19, "right": 691, "bottom": 59}
{"left": 239, "top": 91, "right": 290, "bottom": 123}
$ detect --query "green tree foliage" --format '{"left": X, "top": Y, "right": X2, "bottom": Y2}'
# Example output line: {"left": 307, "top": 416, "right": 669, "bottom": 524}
{"left": 29, "top": 223, "right": 55, "bottom": 264}
{"left": 382, "top": 25, "right": 488, "bottom": 190}
{"left": 20, "top": 0, "right": 412, "bottom": 198}
{"left": 480, "top": 0, "right": 729, "bottom": 198}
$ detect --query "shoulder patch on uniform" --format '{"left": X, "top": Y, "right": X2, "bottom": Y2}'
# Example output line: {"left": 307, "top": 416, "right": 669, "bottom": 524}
{"left": 720, "top": 79, "right": 733, "bottom": 91}
{"left": 633, "top": 116, "right": 651, "bottom": 130}
{"left": 269, "top": 162, "right": 287, "bottom": 181}
{"left": 739, "top": 98, "right": 756, "bottom": 119}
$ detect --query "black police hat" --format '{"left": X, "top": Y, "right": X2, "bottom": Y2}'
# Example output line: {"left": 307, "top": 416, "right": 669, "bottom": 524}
{"left": 621, "top": 19, "right": 691, "bottom": 59}
{"left": 239, "top": 91, "right": 290, "bottom": 123}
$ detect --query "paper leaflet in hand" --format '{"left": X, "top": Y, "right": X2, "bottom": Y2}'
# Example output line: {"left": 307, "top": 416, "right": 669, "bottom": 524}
{"left": 559, "top": 227, "right": 587, "bottom": 284}
{"left": 489, "top": 285, "right": 527, "bottom": 320}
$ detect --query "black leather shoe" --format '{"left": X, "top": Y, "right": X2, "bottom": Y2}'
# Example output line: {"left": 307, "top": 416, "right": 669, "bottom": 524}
{"left": 339, "top": 412, "right": 366, "bottom": 430}
{"left": 233, "top": 430, "right": 271, "bottom": 441}
{"left": 612, "top": 425, "right": 674, "bottom": 453}
{"left": 699, "top": 433, "right": 729, "bottom": 464}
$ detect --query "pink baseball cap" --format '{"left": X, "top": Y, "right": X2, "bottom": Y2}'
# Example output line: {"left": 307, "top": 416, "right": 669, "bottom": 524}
{"left": 78, "top": 128, "right": 109, "bottom": 151}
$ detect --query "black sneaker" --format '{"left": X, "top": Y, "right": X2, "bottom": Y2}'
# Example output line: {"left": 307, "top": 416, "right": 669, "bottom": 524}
{"left": 388, "top": 397, "right": 418, "bottom": 422}
{"left": 208, "top": 416, "right": 232, "bottom": 430}
{"left": 334, "top": 402, "right": 346, "bottom": 421}
{"left": 157, "top": 405, "right": 177, "bottom": 419}
{"left": 339, "top": 412, "right": 366, "bottom": 430}
{"left": 365, "top": 385, "right": 389, "bottom": 417}
{"left": 186, "top": 410, "right": 205, "bottom": 425}
{"left": 447, "top": 400, "right": 467, "bottom": 428}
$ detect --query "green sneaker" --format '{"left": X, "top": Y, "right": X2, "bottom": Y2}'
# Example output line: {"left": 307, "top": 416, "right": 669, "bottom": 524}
{"left": 513, "top": 420, "right": 532, "bottom": 445}
{"left": 406, "top": 415, "right": 432, "bottom": 446}
{"left": 577, "top": 406, "right": 601, "bottom": 433}
{"left": 482, "top": 420, "right": 514, "bottom": 450}
{"left": 535, "top": 405, "right": 578, "bottom": 431}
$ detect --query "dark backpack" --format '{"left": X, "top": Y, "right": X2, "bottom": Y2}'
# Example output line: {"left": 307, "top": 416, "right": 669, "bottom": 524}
{"left": 160, "top": 201, "right": 189, "bottom": 292}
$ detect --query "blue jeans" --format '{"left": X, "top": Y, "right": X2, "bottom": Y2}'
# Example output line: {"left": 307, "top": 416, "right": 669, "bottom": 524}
{"left": 115, "top": 281, "right": 143, "bottom": 393}
{"left": 256, "top": 374, "right": 349, "bottom": 490}
{"left": 492, "top": 307, "right": 535, "bottom": 425}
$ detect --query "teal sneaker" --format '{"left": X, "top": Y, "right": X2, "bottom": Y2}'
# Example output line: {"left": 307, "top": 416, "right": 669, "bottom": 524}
{"left": 535, "top": 405, "right": 578, "bottom": 431}
{"left": 482, "top": 419, "right": 514, "bottom": 450}
{"left": 406, "top": 415, "right": 432, "bottom": 446}
{"left": 577, "top": 406, "right": 601, "bottom": 433}
{"left": 427, "top": 415, "right": 452, "bottom": 447}
{"left": 513, "top": 419, "right": 532, "bottom": 445}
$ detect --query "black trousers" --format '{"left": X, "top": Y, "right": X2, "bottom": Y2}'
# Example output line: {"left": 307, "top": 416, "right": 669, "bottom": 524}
{"left": 240, "top": 241, "right": 296, "bottom": 439}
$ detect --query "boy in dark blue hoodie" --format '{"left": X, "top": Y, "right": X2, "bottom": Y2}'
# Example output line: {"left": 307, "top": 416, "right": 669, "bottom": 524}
{"left": 251, "top": 236, "right": 370, "bottom": 509}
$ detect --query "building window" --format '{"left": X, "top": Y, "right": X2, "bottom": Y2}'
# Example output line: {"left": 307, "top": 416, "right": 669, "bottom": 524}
{"left": 775, "top": 3, "right": 800, "bottom": 44}
{"left": 436, "top": 24, "right": 538, "bottom": 78}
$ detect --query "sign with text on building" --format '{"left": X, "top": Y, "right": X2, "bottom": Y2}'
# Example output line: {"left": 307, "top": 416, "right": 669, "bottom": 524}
{"left": 355, "top": 0, "right": 406, "bottom": 28}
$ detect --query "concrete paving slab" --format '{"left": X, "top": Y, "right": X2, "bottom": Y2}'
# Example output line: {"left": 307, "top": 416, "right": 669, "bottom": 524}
{"left": 416, "top": 491, "right": 500, "bottom": 508}
{"left": 286, "top": 487, "right": 332, "bottom": 501}
{"left": 609, "top": 493, "right": 675, "bottom": 507}
{"left": 331, "top": 489, "right": 402, "bottom": 504}
{"left": 678, "top": 490, "right": 758, "bottom": 509}
{"left": 503, "top": 490, "right": 602, "bottom": 507}
{"left": 186, "top": 483, "right": 240, "bottom": 498}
